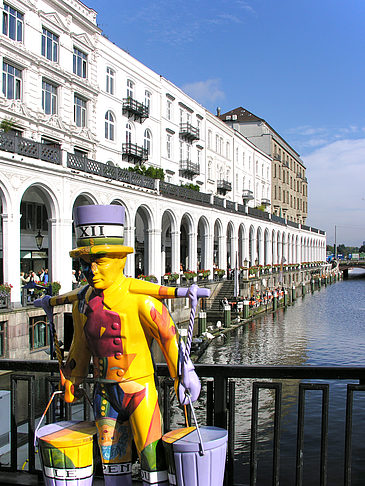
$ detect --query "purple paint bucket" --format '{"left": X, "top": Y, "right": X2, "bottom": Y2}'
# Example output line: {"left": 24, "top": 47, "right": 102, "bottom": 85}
{"left": 35, "top": 420, "right": 97, "bottom": 486}
{"left": 162, "top": 426, "right": 227, "bottom": 486}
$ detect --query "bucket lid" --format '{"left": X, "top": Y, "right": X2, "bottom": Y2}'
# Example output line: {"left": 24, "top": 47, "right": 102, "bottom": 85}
{"left": 162, "top": 426, "right": 227, "bottom": 453}
{"left": 36, "top": 421, "right": 96, "bottom": 448}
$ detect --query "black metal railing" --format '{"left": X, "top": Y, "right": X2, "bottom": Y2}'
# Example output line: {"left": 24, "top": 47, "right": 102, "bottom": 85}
{"left": 287, "top": 220, "right": 299, "bottom": 229}
{"left": 122, "top": 143, "right": 149, "bottom": 164}
{"left": 179, "top": 123, "right": 199, "bottom": 141}
{"left": 271, "top": 214, "right": 287, "bottom": 225}
{"left": 1, "top": 360, "right": 365, "bottom": 486}
{"left": 122, "top": 97, "right": 149, "bottom": 122}
{"left": 242, "top": 189, "right": 254, "bottom": 200}
{"left": 226, "top": 200, "right": 236, "bottom": 211}
{"left": 160, "top": 181, "right": 211, "bottom": 205}
{"left": 0, "top": 132, "right": 61, "bottom": 165}
{"left": 67, "top": 153, "right": 155, "bottom": 190}
{"left": 248, "top": 207, "right": 270, "bottom": 220}
{"left": 179, "top": 160, "right": 200, "bottom": 176}
{"left": 217, "top": 180, "right": 232, "bottom": 193}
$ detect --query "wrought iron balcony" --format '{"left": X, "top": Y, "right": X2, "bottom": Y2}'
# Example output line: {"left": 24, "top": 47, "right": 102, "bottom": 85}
{"left": 122, "top": 97, "right": 149, "bottom": 122}
{"left": 122, "top": 143, "right": 148, "bottom": 164}
{"left": 273, "top": 153, "right": 281, "bottom": 161}
{"left": 261, "top": 198, "right": 271, "bottom": 206}
{"left": 179, "top": 160, "right": 200, "bottom": 177}
{"left": 179, "top": 123, "right": 199, "bottom": 141}
{"left": 217, "top": 179, "right": 232, "bottom": 195}
{"left": 242, "top": 189, "right": 254, "bottom": 201}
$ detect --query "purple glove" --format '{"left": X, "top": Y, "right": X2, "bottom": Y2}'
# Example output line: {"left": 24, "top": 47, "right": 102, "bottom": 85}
{"left": 34, "top": 295, "right": 54, "bottom": 322}
{"left": 175, "top": 349, "right": 201, "bottom": 405}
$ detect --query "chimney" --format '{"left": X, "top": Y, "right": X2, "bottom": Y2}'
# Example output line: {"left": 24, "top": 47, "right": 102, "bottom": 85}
{"left": 216, "top": 107, "right": 221, "bottom": 116}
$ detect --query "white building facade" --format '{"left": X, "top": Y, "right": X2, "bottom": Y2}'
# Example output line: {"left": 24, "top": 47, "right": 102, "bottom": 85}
{"left": 0, "top": 0, "right": 326, "bottom": 308}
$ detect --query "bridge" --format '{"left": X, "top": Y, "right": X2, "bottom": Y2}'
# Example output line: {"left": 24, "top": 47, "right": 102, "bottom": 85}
{"left": 339, "top": 259, "right": 365, "bottom": 278}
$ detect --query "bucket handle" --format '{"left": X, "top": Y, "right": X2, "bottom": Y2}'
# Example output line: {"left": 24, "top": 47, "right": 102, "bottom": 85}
{"left": 34, "top": 390, "right": 63, "bottom": 447}
{"left": 187, "top": 392, "right": 205, "bottom": 456}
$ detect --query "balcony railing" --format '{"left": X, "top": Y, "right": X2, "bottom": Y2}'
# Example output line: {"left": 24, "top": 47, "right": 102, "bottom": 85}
{"left": 122, "top": 97, "right": 149, "bottom": 122}
{"left": 160, "top": 181, "right": 211, "bottom": 205}
{"left": 179, "top": 123, "right": 199, "bottom": 141}
{"left": 217, "top": 179, "right": 232, "bottom": 194}
{"left": 242, "top": 189, "right": 254, "bottom": 201}
{"left": 122, "top": 143, "right": 148, "bottom": 164}
{"left": 248, "top": 206, "right": 270, "bottom": 220}
{"left": 261, "top": 198, "right": 271, "bottom": 206}
{"left": 0, "top": 132, "right": 61, "bottom": 165}
{"left": 1, "top": 359, "right": 365, "bottom": 486}
{"left": 179, "top": 160, "right": 200, "bottom": 177}
{"left": 273, "top": 153, "right": 281, "bottom": 161}
{"left": 67, "top": 153, "right": 155, "bottom": 190}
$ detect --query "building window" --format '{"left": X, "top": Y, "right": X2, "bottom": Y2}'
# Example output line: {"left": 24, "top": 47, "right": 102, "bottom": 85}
{"left": 20, "top": 201, "right": 48, "bottom": 231}
{"left": 166, "top": 134, "right": 172, "bottom": 159}
{"left": 179, "top": 141, "right": 183, "bottom": 161}
{"left": 144, "top": 90, "right": 151, "bottom": 110}
{"left": 42, "top": 80, "right": 57, "bottom": 115}
{"left": 3, "top": 3, "right": 23, "bottom": 42}
{"left": 226, "top": 142, "right": 230, "bottom": 159}
{"left": 197, "top": 148, "right": 201, "bottom": 165}
{"left": 126, "top": 122, "right": 132, "bottom": 143}
{"left": 41, "top": 28, "right": 59, "bottom": 62}
{"left": 29, "top": 316, "right": 49, "bottom": 350}
{"left": 0, "top": 321, "right": 6, "bottom": 357}
{"left": 105, "top": 110, "right": 115, "bottom": 140}
{"left": 73, "top": 47, "right": 87, "bottom": 78}
{"left": 207, "top": 130, "right": 212, "bottom": 149}
{"left": 126, "top": 79, "right": 134, "bottom": 98}
{"left": 144, "top": 129, "right": 151, "bottom": 156}
{"left": 74, "top": 95, "right": 87, "bottom": 127}
{"left": 215, "top": 135, "right": 219, "bottom": 153}
{"left": 106, "top": 67, "right": 115, "bottom": 95}
{"left": 2, "top": 61, "right": 22, "bottom": 99}
{"left": 208, "top": 160, "right": 212, "bottom": 179}
{"left": 166, "top": 99, "right": 172, "bottom": 120}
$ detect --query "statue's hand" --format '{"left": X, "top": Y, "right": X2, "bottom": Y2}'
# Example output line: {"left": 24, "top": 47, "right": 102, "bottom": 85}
{"left": 175, "top": 357, "right": 201, "bottom": 406}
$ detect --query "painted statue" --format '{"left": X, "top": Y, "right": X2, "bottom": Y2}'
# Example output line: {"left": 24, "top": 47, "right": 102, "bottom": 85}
{"left": 39, "top": 205, "right": 200, "bottom": 486}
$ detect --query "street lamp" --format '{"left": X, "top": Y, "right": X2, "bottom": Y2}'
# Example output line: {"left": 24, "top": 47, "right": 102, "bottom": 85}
{"left": 35, "top": 230, "right": 44, "bottom": 250}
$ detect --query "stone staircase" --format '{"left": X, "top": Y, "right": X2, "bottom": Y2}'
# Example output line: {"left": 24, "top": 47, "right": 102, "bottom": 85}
{"left": 206, "top": 279, "right": 235, "bottom": 322}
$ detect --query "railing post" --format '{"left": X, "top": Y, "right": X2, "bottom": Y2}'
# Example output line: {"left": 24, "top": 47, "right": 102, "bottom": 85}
{"left": 214, "top": 375, "right": 227, "bottom": 429}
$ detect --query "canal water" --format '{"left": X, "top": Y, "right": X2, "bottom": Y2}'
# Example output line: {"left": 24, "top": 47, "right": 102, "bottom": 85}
{"left": 199, "top": 273, "right": 365, "bottom": 485}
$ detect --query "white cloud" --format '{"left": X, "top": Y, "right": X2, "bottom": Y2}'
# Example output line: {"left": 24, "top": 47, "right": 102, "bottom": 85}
{"left": 182, "top": 79, "right": 225, "bottom": 105}
{"left": 304, "top": 139, "right": 365, "bottom": 245}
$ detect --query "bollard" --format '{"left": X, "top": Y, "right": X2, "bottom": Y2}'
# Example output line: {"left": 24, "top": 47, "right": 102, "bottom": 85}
{"left": 311, "top": 279, "right": 315, "bottom": 292}
{"left": 325, "top": 276, "right": 328, "bottom": 287}
{"left": 292, "top": 285, "right": 296, "bottom": 302}
{"left": 330, "top": 274, "right": 333, "bottom": 284}
{"left": 198, "top": 311, "right": 206, "bottom": 335}
{"left": 237, "top": 301, "right": 243, "bottom": 316}
{"left": 224, "top": 304, "right": 231, "bottom": 327}
{"left": 284, "top": 290, "right": 288, "bottom": 307}
{"left": 273, "top": 291, "right": 278, "bottom": 311}
{"left": 302, "top": 282, "right": 306, "bottom": 297}
{"left": 318, "top": 277, "right": 321, "bottom": 289}
{"left": 243, "top": 300, "right": 250, "bottom": 319}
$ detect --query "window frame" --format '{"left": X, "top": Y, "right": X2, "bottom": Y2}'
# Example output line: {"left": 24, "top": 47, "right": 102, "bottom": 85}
{"left": 104, "top": 110, "right": 115, "bottom": 141}
{"left": 73, "top": 47, "right": 87, "bottom": 78}
{"left": 2, "top": 60, "right": 22, "bottom": 100}
{"left": 74, "top": 94, "right": 87, "bottom": 127}
{"left": 29, "top": 316, "right": 49, "bottom": 351}
{"left": 144, "top": 128, "right": 152, "bottom": 156}
{"left": 42, "top": 79, "right": 57, "bottom": 115}
{"left": 41, "top": 27, "right": 59, "bottom": 62}
{"left": 3, "top": 3, "right": 23, "bottom": 42}
{"left": 106, "top": 66, "right": 115, "bottom": 95}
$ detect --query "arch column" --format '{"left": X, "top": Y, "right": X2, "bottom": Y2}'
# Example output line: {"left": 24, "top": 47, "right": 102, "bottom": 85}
{"left": 266, "top": 235, "right": 272, "bottom": 265}
{"left": 3, "top": 211, "right": 21, "bottom": 306}
{"left": 258, "top": 233, "right": 264, "bottom": 266}
{"left": 147, "top": 228, "right": 161, "bottom": 278}
{"left": 50, "top": 217, "right": 73, "bottom": 294}
{"left": 124, "top": 225, "right": 135, "bottom": 277}
{"left": 218, "top": 234, "right": 226, "bottom": 270}
{"left": 171, "top": 230, "right": 180, "bottom": 274}
{"left": 188, "top": 230, "right": 197, "bottom": 272}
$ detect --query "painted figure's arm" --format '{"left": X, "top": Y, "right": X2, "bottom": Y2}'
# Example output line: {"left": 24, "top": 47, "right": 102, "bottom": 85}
{"left": 140, "top": 296, "right": 200, "bottom": 404}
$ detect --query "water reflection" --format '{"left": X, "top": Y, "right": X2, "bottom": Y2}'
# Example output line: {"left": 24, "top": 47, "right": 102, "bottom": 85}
{"left": 199, "top": 278, "right": 365, "bottom": 485}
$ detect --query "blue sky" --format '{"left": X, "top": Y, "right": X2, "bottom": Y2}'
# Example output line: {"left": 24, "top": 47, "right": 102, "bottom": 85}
{"left": 85, "top": 0, "right": 365, "bottom": 246}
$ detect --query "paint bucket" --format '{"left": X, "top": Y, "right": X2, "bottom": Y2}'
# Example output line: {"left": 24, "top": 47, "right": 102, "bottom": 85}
{"left": 36, "top": 420, "right": 97, "bottom": 486}
{"left": 162, "top": 426, "right": 227, "bottom": 486}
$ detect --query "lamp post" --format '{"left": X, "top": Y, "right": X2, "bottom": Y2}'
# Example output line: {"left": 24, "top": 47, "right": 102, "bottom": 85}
{"left": 35, "top": 230, "right": 44, "bottom": 250}
{"left": 243, "top": 258, "right": 248, "bottom": 280}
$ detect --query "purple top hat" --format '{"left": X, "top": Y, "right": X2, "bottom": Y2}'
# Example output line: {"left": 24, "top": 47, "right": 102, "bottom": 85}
{"left": 69, "top": 205, "right": 133, "bottom": 258}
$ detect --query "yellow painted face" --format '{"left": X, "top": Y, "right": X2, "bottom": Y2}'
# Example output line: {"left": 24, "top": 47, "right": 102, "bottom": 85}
{"left": 81, "top": 255, "right": 126, "bottom": 290}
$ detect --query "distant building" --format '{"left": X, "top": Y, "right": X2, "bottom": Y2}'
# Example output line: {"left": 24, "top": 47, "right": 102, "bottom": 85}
{"left": 218, "top": 107, "right": 308, "bottom": 224}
